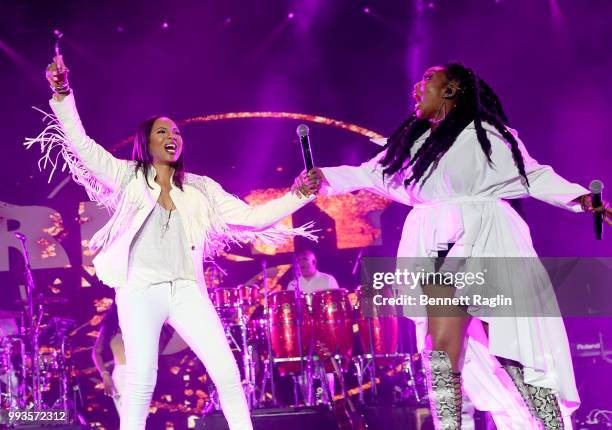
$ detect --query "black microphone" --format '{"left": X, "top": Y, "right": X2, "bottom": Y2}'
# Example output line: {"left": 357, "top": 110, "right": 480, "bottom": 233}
{"left": 296, "top": 124, "right": 314, "bottom": 171}
{"left": 589, "top": 179, "right": 604, "bottom": 240}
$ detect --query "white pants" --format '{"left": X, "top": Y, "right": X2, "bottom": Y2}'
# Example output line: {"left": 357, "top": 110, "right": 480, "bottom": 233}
{"left": 115, "top": 280, "right": 252, "bottom": 430}
{"left": 112, "top": 364, "right": 126, "bottom": 415}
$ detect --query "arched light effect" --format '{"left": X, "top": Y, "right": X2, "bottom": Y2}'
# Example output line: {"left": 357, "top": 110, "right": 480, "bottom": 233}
{"left": 109, "top": 111, "right": 384, "bottom": 151}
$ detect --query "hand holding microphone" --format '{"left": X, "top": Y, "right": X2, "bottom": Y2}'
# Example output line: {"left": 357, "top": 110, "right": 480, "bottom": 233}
{"left": 291, "top": 124, "right": 328, "bottom": 198}
{"left": 45, "top": 32, "right": 70, "bottom": 98}
{"left": 579, "top": 180, "right": 612, "bottom": 239}
{"left": 292, "top": 169, "right": 324, "bottom": 198}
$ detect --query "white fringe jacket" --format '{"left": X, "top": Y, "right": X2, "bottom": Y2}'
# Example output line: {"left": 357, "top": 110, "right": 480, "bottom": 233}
{"left": 25, "top": 93, "right": 316, "bottom": 289}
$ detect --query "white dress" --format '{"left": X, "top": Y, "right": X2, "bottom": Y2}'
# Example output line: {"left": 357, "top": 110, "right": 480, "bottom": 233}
{"left": 320, "top": 121, "right": 587, "bottom": 419}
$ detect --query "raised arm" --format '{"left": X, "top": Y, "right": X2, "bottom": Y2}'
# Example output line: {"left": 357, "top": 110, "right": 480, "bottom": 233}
{"left": 45, "top": 55, "right": 129, "bottom": 193}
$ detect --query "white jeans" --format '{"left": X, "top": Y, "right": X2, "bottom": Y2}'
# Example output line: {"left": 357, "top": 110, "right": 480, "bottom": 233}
{"left": 112, "top": 364, "right": 126, "bottom": 415}
{"left": 115, "top": 280, "right": 252, "bottom": 430}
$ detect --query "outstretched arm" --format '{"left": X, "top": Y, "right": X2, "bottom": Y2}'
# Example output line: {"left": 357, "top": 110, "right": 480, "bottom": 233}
{"left": 207, "top": 176, "right": 316, "bottom": 230}
{"left": 45, "top": 55, "right": 129, "bottom": 193}
{"left": 491, "top": 128, "right": 611, "bottom": 224}
{"left": 514, "top": 134, "right": 589, "bottom": 212}
{"left": 318, "top": 151, "right": 412, "bottom": 205}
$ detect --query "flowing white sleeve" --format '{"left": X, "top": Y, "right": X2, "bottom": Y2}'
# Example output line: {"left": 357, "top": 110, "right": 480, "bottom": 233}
{"left": 320, "top": 151, "right": 412, "bottom": 205}
{"left": 48, "top": 92, "right": 129, "bottom": 191}
{"left": 207, "top": 178, "right": 315, "bottom": 230}
{"left": 514, "top": 133, "right": 588, "bottom": 212}
{"left": 24, "top": 92, "right": 130, "bottom": 208}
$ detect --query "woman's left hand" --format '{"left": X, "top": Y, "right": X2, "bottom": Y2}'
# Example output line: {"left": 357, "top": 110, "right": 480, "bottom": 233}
{"left": 578, "top": 194, "right": 612, "bottom": 226}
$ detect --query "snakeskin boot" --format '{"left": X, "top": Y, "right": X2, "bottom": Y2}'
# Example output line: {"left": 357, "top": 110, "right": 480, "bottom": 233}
{"left": 502, "top": 363, "right": 563, "bottom": 429}
{"left": 423, "top": 350, "right": 462, "bottom": 430}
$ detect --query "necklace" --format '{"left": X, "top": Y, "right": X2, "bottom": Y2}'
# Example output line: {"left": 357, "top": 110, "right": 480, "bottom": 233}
{"left": 160, "top": 205, "right": 172, "bottom": 238}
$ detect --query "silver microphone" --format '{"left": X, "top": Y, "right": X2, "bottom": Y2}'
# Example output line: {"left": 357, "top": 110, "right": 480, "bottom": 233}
{"left": 296, "top": 124, "right": 314, "bottom": 171}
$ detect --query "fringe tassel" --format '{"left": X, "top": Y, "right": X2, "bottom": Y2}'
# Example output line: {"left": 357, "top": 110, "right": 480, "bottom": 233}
{"left": 187, "top": 174, "right": 319, "bottom": 258}
{"left": 23, "top": 108, "right": 121, "bottom": 210}
{"left": 202, "top": 221, "right": 319, "bottom": 259}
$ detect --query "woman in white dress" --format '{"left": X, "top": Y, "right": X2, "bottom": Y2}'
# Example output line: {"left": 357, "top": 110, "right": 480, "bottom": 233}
{"left": 305, "top": 63, "right": 612, "bottom": 429}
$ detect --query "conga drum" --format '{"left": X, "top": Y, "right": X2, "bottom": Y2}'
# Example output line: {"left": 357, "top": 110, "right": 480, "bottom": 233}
{"left": 210, "top": 287, "right": 238, "bottom": 323}
{"left": 269, "top": 290, "right": 312, "bottom": 375}
{"left": 311, "top": 289, "right": 353, "bottom": 371}
{"left": 355, "top": 285, "right": 399, "bottom": 367}
{"left": 237, "top": 284, "right": 260, "bottom": 308}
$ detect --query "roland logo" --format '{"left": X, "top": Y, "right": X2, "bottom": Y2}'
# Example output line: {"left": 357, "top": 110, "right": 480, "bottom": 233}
{"left": 576, "top": 343, "right": 601, "bottom": 350}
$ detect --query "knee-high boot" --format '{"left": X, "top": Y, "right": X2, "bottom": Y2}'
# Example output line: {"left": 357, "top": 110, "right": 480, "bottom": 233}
{"left": 502, "top": 363, "right": 563, "bottom": 430}
{"left": 423, "top": 350, "right": 462, "bottom": 430}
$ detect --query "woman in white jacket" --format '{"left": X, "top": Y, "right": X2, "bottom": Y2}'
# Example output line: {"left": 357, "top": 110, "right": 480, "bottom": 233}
{"left": 36, "top": 55, "right": 319, "bottom": 430}
{"left": 305, "top": 63, "right": 611, "bottom": 429}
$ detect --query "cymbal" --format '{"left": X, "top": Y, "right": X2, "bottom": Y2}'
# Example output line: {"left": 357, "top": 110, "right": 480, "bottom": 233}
{"left": 0, "top": 309, "right": 22, "bottom": 319}
{"left": 14, "top": 296, "right": 69, "bottom": 306}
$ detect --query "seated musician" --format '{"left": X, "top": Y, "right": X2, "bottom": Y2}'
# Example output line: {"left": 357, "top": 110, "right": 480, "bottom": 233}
{"left": 287, "top": 249, "right": 340, "bottom": 294}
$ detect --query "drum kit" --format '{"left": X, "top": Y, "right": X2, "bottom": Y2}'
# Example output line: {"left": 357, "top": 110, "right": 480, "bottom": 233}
{"left": 0, "top": 233, "right": 83, "bottom": 424}
{"left": 204, "top": 263, "right": 428, "bottom": 411}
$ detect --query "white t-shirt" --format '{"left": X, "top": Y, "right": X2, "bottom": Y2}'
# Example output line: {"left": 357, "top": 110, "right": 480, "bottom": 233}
{"left": 126, "top": 204, "right": 196, "bottom": 288}
{"left": 287, "top": 270, "right": 340, "bottom": 294}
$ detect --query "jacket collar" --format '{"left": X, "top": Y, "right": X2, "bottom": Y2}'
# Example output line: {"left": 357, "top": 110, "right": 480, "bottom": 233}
{"left": 147, "top": 165, "right": 178, "bottom": 190}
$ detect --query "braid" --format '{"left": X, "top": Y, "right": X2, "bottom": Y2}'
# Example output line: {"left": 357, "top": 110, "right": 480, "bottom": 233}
{"left": 379, "top": 114, "right": 429, "bottom": 178}
{"left": 405, "top": 108, "right": 472, "bottom": 185}
{"left": 379, "top": 62, "right": 530, "bottom": 187}
{"left": 471, "top": 72, "right": 492, "bottom": 163}
{"left": 479, "top": 110, "right": 530, "bottom": 187}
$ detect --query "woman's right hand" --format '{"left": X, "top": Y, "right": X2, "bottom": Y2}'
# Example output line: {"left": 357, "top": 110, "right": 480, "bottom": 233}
{"left": 102, "top": 372, "right": 116, "bottom": 397}
{"left": 45, "top": 55, "right": 70, "bottom": 99}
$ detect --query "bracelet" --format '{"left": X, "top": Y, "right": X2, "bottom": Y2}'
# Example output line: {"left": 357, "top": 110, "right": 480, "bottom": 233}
{"left": 50, "top": 83, "right": 71, "bottom": 95}
{"left": 580, "top": 194, "right": 590, "bottom": 212}
{"left": 101, "top": 370, "right": 110, "bottom": 375}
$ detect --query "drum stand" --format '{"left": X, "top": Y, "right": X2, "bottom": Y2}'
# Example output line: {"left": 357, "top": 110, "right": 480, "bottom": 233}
{"left": 352, "top": 352, "right": 422, "bottom": 404}
{"left": 258, "top": 259, "right": 278, "bottom": 407}
{"left": 238, "top": 307, "right": 257, "bottom": 409}
{"left": 49, "top": 320, "right": 84, "bottom": 422}
{"left": 0, "top": 336, "right": 27, "bottom": 409}
{"left": 287, "top": 263, "right": 314, "bottom": 406}
{"left": 15, "top": 233, "right": 43, "bottom": 409}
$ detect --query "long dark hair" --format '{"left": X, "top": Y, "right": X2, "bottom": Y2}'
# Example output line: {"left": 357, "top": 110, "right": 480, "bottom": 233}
{"left": 380, "top": 62, "right": 529, "bottom": 188}
{"left": 132, "top": 115, "right": 185, "bottom": 190}
{"left": 100, "top": 301, "right": 120, "bottom": 349}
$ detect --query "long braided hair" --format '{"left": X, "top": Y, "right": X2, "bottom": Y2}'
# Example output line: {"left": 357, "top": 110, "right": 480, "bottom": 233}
{"left": 379, "top": 62, "right": 529, "bottom": 188}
